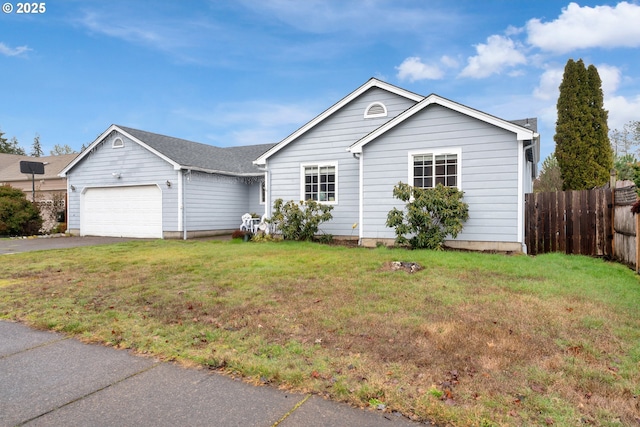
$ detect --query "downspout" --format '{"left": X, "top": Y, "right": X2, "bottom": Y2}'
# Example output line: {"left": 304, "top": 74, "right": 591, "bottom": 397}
{"left": 182, "top": 170, "right": 190, "bottom": 240}
{"left": 178, "top": 170, "right": 184, "bottom": 238}
{"left": 523, "top": 137, "right": 539, "bottom": 180}
{"left": 265, "top": 165, "right": 270, "bottom": 218}
{"left": 520, "top": 136, "right": 539, "bottom": 253}
{"left": 353, "top": 152, "right": 363, "bottom": 245}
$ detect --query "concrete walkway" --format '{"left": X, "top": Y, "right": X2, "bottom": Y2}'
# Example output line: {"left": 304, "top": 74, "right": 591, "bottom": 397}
{"left": 0, "top": 321, "right": 426, "bottom": 427}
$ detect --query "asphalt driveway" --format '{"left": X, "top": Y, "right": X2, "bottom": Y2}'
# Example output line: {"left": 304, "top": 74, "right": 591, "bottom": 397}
{"left": 0, "top": 236, "right": 144, "bottom": 255}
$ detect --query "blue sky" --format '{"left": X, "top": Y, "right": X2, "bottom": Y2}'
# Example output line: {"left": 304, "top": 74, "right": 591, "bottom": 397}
{"left": 2, "top": 1, "right": 640, "bottom": 164}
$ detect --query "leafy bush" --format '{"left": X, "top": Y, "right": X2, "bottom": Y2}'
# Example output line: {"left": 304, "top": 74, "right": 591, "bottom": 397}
{"left": 386, "top": 182, "right": 469, "bottom": 250}
{"left": 251, "top": 231, "right": 281, "bottom": 242}
{"left": 0, "top": 185, "right": 42, "bottom": 236}
{"left": 269, "top": 199, "right": 333, "bottom": 241}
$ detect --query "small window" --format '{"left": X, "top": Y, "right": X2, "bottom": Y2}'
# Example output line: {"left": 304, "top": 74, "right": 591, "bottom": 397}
{"left": 364, "top": 102, "right": 387, "bottom": 118}
{"left": 260, "top": 180, "right": 266, "bottom": 205}
{"left": 112, "top": 137, "right": 124, "bottom": 148}
{"left": 302, "top": 164, "right": 337, "bottom": 203}
{"left": 409, "top": 149, "right": 461, "bottom": 189}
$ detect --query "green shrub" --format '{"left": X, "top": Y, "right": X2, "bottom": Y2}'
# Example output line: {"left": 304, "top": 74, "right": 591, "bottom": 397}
{"left": 251, "top": 231, "right": 281, "bottom": 242}
{"left": 0, "top": 185, "right": 42, "bottom": 236}
{"left": 386, "top": 182, "right": 469, "bottom": 250}
{"left": 269, "top": 199, "right": 333, "bottom": 241}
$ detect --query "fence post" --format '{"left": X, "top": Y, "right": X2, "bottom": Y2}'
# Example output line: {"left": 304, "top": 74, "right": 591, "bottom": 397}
{"left": 611, "top": 170, "right": 616, "bottom": 258}
{"left": 636, "top": 210, "right": 640, "bottom": 274}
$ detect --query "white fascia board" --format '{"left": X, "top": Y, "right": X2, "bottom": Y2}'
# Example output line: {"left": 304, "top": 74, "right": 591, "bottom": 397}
{"left": 254, "top": 78, "right": 424, "bottom": 166}
{"left": 348, "top": 94, "right": 538, "bottom": 154}
{"left": 59, "top": 124, "right": 119, "bottom": 176}
{"left": 59, "top": 124, "right": 182, "bottom": 176}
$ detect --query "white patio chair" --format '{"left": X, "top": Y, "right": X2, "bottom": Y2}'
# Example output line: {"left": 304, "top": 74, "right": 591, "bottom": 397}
{"left": 257, "top": 214, "right": 270, "bottom": 235}
{"left": 240, "top": 213, "right": 254, "bottom": 232}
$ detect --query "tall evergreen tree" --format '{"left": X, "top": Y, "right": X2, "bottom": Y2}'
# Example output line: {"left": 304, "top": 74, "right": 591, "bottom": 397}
{"left": 0, "top": 129, "right": 26, "bottom": 155}
{"left": 554, "top": 59, "right": 613, "bottom": 190}
{"left": 30, "top": 134, "right": 43, "bottom": 157}
{"left": 534, "top": 153, "right": 563, "bottom": 192}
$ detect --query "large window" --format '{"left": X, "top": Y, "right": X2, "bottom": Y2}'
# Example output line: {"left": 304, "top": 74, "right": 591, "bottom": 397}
{"left": 302, "top": 164, "right": 336, "bottom": 202}
{"left": 409, "top": 149, "right": 461, "bottom": 189}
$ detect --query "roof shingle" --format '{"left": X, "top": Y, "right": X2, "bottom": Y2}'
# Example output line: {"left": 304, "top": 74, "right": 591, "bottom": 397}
{"left": 117, "top": 125, "right": 274, "bottom": 176}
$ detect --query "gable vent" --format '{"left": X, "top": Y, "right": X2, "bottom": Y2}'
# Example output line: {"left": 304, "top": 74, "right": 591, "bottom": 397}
{"left": 364, "top": 102, "right": 387, "bottom": 118}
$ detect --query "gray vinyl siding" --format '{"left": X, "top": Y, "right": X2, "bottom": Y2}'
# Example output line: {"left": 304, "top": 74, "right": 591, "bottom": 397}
{"left": 267, "top": 87, "right": 417, "bottom": 236}
{"left": 66, "top": 131, "right": 180, "bottom": 232}
{"left": 361, "top": 104, "right": 520, "bottom": 242}
{"left": 183, "top": 172, "right": 249, "bottom": 231}
{"left": 248, "top": 180, "right": 265, "bottom": 217}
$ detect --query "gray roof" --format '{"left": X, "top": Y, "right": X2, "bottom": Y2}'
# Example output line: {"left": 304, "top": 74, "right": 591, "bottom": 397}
{"left": 117, "top": 125, "right": 275, "bottom": 176}
{"left": 509, "top": 117, "right": 538, "bottom": 133}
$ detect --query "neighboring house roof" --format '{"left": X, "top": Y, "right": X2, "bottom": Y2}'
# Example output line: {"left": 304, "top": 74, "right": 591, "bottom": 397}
{"left": 349, "top": 93, "right": 540, "bottom": 155}
{"left": 0, "top": 153, "right": 78, "bottom": 183}
{"left": 61, "top": 125, "right": 276, "bottom": 177}
{"left": 254, "top": 78, "right": 424, "bottom": 165}
{"left": 0, "top": 153, "right": 26, "bottom": 171}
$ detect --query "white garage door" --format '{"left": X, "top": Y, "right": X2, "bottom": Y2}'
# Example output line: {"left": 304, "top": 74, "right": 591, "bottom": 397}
{"left": 81, "top": 185, "right": 163, "bottom": 238}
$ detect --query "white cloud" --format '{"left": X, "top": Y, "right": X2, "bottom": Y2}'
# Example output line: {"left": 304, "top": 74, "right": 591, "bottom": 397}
{"left": 238, "top": 0, "right": 455, "bottom": 36}
{"left": 0, "top": 42, "right": 31, "bottom": 57}
{"left": 396, "top": 57, "right": 444, "bottom": 82}
{"left": 596, "top": 64, "right": 622, "bottom": 97}
{"left": 597, "top": 64, "right": 638, "bottom": 132}
{"left": 78, "top": 11, "right": 165, "bottom": 45}
{"left": 606, "top": 94, "right": 640, "bottom": 132}
{"left": 504, "top": 25, "right": 524, "bottom": 36}
{"left": 74, "top": 10, "right": 220, "bottom": 64}
{"left": 173, "top": 100, "right": 318, "bottom": 146}
{"left": 527, "top": 2, "right": 640, "bottom": 54}
{"left": 440, "top": 55, "right": 459, "bottom": 69}
{"left": 534, "top": 68, "right": 563, "bottom": 100}
{"left": 459, "top": 35, "right": 527, "bottom": 79}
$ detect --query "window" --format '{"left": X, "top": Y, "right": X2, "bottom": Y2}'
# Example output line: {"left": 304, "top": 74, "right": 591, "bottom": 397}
{"left": 409, "top": 149, "right": 461, "bottom": 189}
{"left": 364, "top": 102, "right": 387, "bottom": 118}
{"left": 112, "top": 137, "right": 124, "bottom": 148}
{"left": 302, "top": 164, "right": 337, "bottom": 202}
{"left": 260, "top": 180, "right": 266, "bottom": 205}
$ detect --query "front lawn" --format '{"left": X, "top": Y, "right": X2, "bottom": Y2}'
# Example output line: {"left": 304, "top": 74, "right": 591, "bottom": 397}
{"left": 1, "top": 240, "right": 639, "bottom": 426}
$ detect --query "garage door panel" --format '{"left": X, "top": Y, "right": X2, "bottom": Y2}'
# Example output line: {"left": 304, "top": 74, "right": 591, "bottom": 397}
{"left": 81, "top": 186, "right": 162, "bottom": 238}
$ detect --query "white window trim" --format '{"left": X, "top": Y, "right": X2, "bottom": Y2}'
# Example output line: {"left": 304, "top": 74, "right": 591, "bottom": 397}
{"left": 364, "top": 102, "right": 388, "bottom": 119}
{"left": 408, "top": 147, "right": 462, "bottom": 190}
{"left": 259, "top": 179, "right": 266, "bottom": 205}
{"left": 300, "top": 161, "right": 338, "bottom": 204}
{"left": 112, "top": 137, "right": 124, "bottom": 148}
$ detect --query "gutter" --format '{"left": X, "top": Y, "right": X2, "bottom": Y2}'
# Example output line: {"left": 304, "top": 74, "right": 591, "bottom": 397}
{"left": 177, "top": 165, "right": 265, "bottom": 178}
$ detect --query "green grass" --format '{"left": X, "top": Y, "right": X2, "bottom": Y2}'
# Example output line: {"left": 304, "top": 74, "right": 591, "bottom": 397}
{"left": 1, "top": 239, "right": 639, "bottom": 426}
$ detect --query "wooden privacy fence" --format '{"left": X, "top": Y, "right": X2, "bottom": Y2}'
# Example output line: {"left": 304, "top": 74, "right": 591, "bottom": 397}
{"left": 525, "top": 183, "right": 640, "bottom": 271}
{"left": 525, "top": 188, "right": 613, "bottom": 257}
{"left": 611, "top": 183, "right": 638, "bottom": 269}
